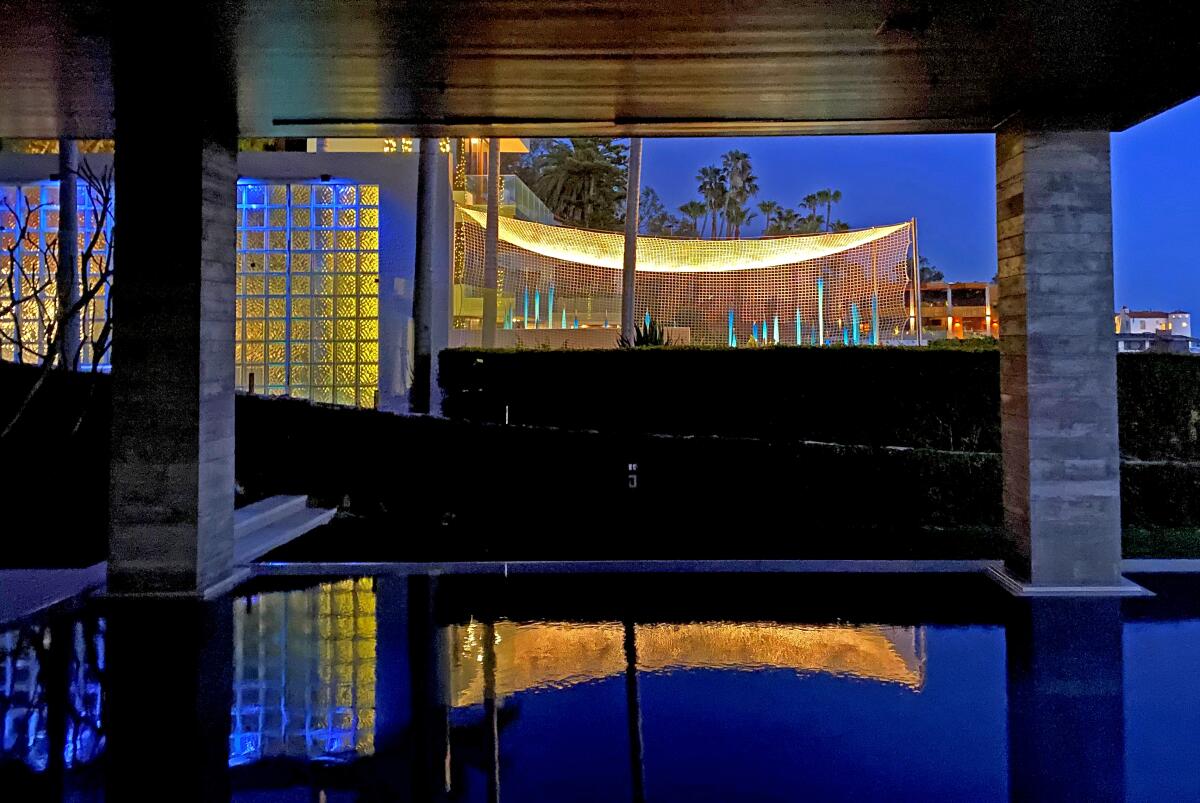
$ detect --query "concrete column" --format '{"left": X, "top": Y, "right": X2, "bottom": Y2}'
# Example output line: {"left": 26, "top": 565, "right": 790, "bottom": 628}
{"left": 55, "top": 138, "right": 80, "bottom": 368}
{"left": 481, "top": 136, "right": 500, "bottom": 347}
{"left": 996, "top": 124, "right": 1123, "bottom": 588}
{"left": 411, "top": 138, "right": 440, "bottom": 414}
{"left": 108, "top": 6, "right": 238, "bottom": 593}
{"left": 621, "top": 138, "right": 643, "bottom": 339}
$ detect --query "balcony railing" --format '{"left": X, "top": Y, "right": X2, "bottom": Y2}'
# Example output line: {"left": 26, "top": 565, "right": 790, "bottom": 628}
{"left": 464, "top": 174, "right": 557, "bottom": 225}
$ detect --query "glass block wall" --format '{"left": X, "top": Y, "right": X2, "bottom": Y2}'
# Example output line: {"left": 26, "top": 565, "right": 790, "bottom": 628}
{"left": 230, "top": 578, "right": 377, "bottom": 765}
{"left": 1, "top": 182, "right": 113, "bottom": 368}
{"left": 235, "top": 182, "right": 380, "bottom": 407}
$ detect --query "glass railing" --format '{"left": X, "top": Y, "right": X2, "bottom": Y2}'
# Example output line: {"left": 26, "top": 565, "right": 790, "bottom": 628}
{"left": 464, "top": 174, "right": 557, "bottom": 225}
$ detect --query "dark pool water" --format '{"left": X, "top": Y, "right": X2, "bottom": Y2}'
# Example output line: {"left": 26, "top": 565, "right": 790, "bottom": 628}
{"left": 2, "top": 572, "right": 1199, "bottom": 801}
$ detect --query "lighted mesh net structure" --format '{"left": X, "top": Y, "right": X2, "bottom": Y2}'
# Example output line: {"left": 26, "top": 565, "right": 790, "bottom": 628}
{"left": 457, "top": 207, "right": 915, "bottom": 346}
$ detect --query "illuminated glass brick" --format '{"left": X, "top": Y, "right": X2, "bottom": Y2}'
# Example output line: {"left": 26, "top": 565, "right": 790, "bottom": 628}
{"left": 236, "top": 182, "right": 380, "bottom": 407}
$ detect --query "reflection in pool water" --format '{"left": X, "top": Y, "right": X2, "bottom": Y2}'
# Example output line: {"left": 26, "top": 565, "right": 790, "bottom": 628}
{"left": 3, "top": 573, "right": 1200, "bottom": 800}
{"left": 0, "top": 615, "right": 105, "bottom": 775}
{"left": 230, "top": 578, "right": 376, "bottom": 765}
{"left": 449, "top": 620, "right": 927, "bottom": 706}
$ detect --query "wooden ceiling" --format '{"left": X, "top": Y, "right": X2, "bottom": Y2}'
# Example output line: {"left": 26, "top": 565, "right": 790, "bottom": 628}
{"left": 1, "top": 0, "right": 1197, "bottom": 138}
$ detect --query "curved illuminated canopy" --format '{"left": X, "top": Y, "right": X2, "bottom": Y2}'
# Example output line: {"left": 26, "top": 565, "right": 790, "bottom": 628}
{"left": 459, "top": 207, "right": 910, "bottom": 273}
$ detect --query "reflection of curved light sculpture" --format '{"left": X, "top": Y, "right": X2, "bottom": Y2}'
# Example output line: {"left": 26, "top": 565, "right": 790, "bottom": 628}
{"left": 451, "top": 621, "right": 926, "bottom": 707}
{"left": 458, "top": 209, "right": 915, "bottom": 346}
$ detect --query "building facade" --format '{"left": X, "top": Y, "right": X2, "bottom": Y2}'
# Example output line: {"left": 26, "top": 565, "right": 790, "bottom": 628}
{"left": 903, "top": 281, "right": 1000, "bottom": 341}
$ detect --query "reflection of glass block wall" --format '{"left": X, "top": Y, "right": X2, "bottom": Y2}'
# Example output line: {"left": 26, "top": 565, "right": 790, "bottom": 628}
{"left": 231, "top": 578, "right": 376, "bottom": 766}
{"left": 0, "top": 615, "right": 106, "bottom": 773}
{"left": 0, "top": 182, "right": 113, "bottom": 368}
{"left": 236, "top": 182, "right": 380, "bottom": 407}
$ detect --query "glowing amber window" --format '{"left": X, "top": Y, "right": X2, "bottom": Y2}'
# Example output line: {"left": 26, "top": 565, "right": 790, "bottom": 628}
{"left": 236, "top": 182, "right": 379, "bottom": 406}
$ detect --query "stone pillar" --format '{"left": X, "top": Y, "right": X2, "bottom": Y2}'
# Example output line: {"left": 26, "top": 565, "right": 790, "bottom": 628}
{"left": 410, "top": 138, "right": 440, "bottom": 414}
{"left": 481, "top": 136, "right": 500, "bottom": 348}
{"left": 945, "top": 286, "right": 954, "bottom": 338}
{"left": 55, "top": 138, "right": 80, "bottom": 369}
{"left": 108, "top": 6, "right": 238, "bottom": 593}
{"left": 996, "top": 124, "right": 1123, "bottom": 588}
{"left": 621, "top": 138, "right": 643, "bottom": 339}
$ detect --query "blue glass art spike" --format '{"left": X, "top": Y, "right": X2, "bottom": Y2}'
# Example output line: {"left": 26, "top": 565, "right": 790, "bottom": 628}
{"left": 871, "top": 294, "right": 879, "bottom": 345}
{"left": 817, "top": 278, "right": 825, "bottom": 345}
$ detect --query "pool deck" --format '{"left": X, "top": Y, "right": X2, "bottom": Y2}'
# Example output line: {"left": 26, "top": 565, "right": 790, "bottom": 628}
{"left": 4, "top": 558, "right": 1198, "bottom": 627}
{"left": 0, "top": 562, "right": 106, "bottom": 627}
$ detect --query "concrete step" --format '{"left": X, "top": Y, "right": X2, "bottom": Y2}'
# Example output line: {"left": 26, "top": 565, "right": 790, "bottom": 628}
{"left": 234, "top": 506, "right": 337, "bottom": 565}
{"left": 234, "top": 495, "right": 308, "bottom": 540}
{"left": 0, "top": 563, "right": 107, "bottom": 627}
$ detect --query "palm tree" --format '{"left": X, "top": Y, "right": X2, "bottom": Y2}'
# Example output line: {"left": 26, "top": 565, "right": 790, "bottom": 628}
{"left": 724, "top": 204, "right": 757, "bottom": 239}
{"left": 801, "top": 193, "right": 821, "bottom": 219}
{"left": 696, "top": 165, "right": 727, "bottom": 239}
{"left": 798, "top": 212, "right": 825, "bottom": 233}
{"left": 775, "top": 208, "right": 799, "bottom": 233}
{"left": 757, "top": 200, "right": 780, "bottom": 234}
{"left": 816, "top": 189, "right": 843, "bottom": 232}
{"left": 679, "top": 200, "right": 707, "bottom": 236}
{"left": 531, "top": 139, "right": 627, "bottom": 229}
{"left": 722, "top": 151, "right": 758, "bottom": 238}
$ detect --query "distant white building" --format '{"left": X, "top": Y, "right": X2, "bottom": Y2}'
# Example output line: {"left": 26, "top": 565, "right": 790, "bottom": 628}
{"left": 1115, "top": 307, "right": 1198, "bottom": 354}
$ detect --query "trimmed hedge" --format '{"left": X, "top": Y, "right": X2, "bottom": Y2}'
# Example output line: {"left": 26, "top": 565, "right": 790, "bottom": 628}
{"left": 1117, "top": 354, "right": 1200, "bottom": 461}
{"left": 441, "top": 346, "right": 1002, "bottom": 452}
{"left": 3, "top": 357, "right": 1199, "bottom": 566}
{"left": 1, "top": 362, "right": 110, "bottom": 567}
{"left": 439, "top": 347, "right": 1200, "bottom": 460}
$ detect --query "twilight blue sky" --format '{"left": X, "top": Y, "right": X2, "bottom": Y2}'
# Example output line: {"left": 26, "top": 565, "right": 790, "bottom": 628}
{"left": 640, "top": 96, "right": 1200, "bottom": 315}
